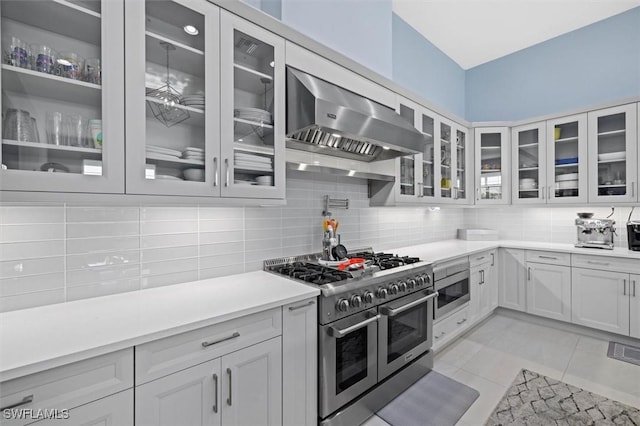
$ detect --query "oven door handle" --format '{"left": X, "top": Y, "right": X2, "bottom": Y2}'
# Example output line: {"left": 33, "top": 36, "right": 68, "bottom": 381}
{"left": 327, "top": 314, "right": 381, "bottom": 338}
{"left": 380, "top": 290, "right": 439, "bottom": 317}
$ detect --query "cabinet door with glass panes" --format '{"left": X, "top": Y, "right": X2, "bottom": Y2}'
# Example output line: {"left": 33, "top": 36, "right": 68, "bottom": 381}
{"left": 448, "top": 123, "right": 471, "bottom": 205}
{"left": 219, "top": 11, "right": 285, "bottom": 199}
{"left": 124, "top": 0, "right": 219, "bottom": 197}
{"left": 587, "top": 104, "right": 637, "bottom": 203}
{"left": 0, "top": 0, "right": 124, "bottom": 193}
{"left": 395, "top": 97, "right": 435, "bottom": 203}
{"left": 511, "top": 122, "right": 546, "bottom": 204}
{"left": 474, "top": 127, "right": 509, "bottom": 205}
{"left": 545, "top": 114, "right": 587, "bottom": 204}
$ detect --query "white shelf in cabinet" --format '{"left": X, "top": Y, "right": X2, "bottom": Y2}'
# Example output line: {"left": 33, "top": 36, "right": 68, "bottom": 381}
{"left": 480, "top": 169, "right": 501, "bottom": 173}
{"left": 145, "top": 96, "right": 204, "bottom": 127}
{"left": 423, "top": 160, "right": 434, "bottom": 165}
{"left": 233, "top": 118, "right": 274, "bottom": 142}
{"left": 234, "top": 142, "right": 274, "bottom": 156}
{"left": 518, "top": 142, "right": 539, "bottom": 148}
{"left": 519, "top": 189, "right": 539, "bottom": 192}
{"left": 441, "top": 164, "right": 451, "bottom": 169}
{"left": 423, "top": 185, "right": 433, "bottom": 189}
{"left": 146, "top": 152, "right": 204, "bottom": 167}
{"left": 481, "top": 145, "right": 501, "bottom": 150}
{"left": 234, "top": 64, "right": 273, "bottom": 93}
{"left": 597, "top": 129, "right": 626, "bottom": 137}
{"left": 440, "top": 139, "right": 451, "bottom": 144}
{"left": 2, "top": 139, "right": 102, "bottom": 158}
{"left": 423, "top": 132, "right": 433, "bottom": 138}
{"left": 555, "top": 163, "right": 579, "bottom": 169}
{"left": 2, "top": 0, "right": 101, "bottom": 46}
{"left": 554, "top": 136, "right": 579, "bottom": 143}
{"left": 145, "top": 31, "right": 204, "bottom": 56}
{"left": 599, "top": 184, "right": 626, "bottom": 188}
{"left": 1, "top": 64, "right": 101, "bottom": 107}
{"left": 146, "top": 35, "right": 204, "bottom": 78}
{"left": 597, "top": 159, "right": 626, "bottom": 164}
{"left": 519, "top": 166, "right": 539, "bottom": 171}
{"left": 234, "top": 167, "right": 273, "bottom": 174}
{"left": 400, "top": 183, "right": 413, "bottom": 187}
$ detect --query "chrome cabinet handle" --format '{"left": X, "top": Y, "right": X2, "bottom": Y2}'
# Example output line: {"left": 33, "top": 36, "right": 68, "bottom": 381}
{"left": 633, "top": 280, "right": 637, "bottom": 297}
{"left": 632, "top": 182, "right": 635, "bottom": 197}
{"left": 623, "top": 279, "right": 627, "bottom": 296}
{"left": 538, "top": 255, "right": 557, "bottom": 260}
{"left": 457, "top": 318, "right": 467, "bottom": 325}
{"left": 380, "top": 291, "right": 438, "bottom": 317}
{"left": 548, "top": 186, "right": 551, "bottom": 199}
{"left": 202, "top": 332, "right": 240, "bottom": 348}
{"left": 434, "top": 331, "right": 446, "bottom": 340}
{"left": 226, "top": 368, "right": 232, "bottom": 406}
{"left": 587, "top": 260, "right": 609, "bottom": 266}
{"left": 328, "top": 314, "right": 380, "bottom": 338}
{"left": 1, "top": 395, "right": 33, "bottom": 411}
{"left": 528, "top": 267, "right": 531, "bottom": 281}
{"left": 480, "top": 270, "right": 485, "bottom": 285}
{"left": 224, "top": 159, "right": 229, "bottom": 187}
{"left": 491, "top": 252, "right": 495, "bottom": 266}
{"left": 288, "top": 300, "right": 315, "bottom": 311}
{"left": 542, "top": 186, "right": 545, "bottom": 199}
{"left": 476, "top": 187, "right": 480, "bottom": 201}
{"left": 212, "top": 373, "right": 218, "bottom": 413}
{"left": 476, "top": 256, "right": 486, "bottom": 261}
{"left": 213, "top": 157, "right": 218, "bottom": 187}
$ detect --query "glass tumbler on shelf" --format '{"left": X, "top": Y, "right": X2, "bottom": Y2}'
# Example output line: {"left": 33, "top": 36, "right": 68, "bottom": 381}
{"left": 3, "top": 109, "right": 36, "bottom": 142}
{"left": 31, "top": 44, "right": 55, "bottom": 74}
{"left": 55, "top": 51, "right": 82, "bottom": 80}
{"left": 5, "top": 36, "right": 29, "bottom": 68}
{"left": 66, "top": 114, "right": 87, "bottom": 147}
{"left": 46, "top": 112, "right": 66, "bottom": 145}
{"left": 83, "top": 58, "right": 101, "bottom": 84}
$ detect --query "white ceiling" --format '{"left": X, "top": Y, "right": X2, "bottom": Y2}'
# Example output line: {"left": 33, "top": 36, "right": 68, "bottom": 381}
{"left": 392, "top": 0, "right": 640, "bottom": 70}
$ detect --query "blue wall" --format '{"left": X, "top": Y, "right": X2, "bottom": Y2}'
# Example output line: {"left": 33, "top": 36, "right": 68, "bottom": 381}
{"left": 466, "top": 7, "right": 640, "bottom": 122}
{"left": 280, "top": 0, "right": 393, "bottom": 79}
{"left": 392, "top": 13, "right": 466, "bottom": 118}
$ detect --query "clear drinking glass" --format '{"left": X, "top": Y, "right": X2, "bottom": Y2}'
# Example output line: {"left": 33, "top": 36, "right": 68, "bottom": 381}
{"left": 46, "top": 111, "right": 65, "bottom": 145}
{"left": 66, "top": 114, "right": 87, "bottom": 147}
{"left": 83, "top": 58, "right": 101, "bottom": 84}
{"left": 31, "top": 44, "right": 55, "bottom": 74}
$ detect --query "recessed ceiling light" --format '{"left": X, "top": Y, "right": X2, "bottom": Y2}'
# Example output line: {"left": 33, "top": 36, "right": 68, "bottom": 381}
{"left": 183, "top": 25, "right": 199, "bottom": 36}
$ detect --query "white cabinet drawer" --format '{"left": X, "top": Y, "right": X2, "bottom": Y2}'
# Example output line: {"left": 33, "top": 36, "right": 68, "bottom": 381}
{"left": 526, "top": 250, "right": 570, "bottom": 266}
{"left": 572, "top": 254, "right": 640, "bottom": 274}
{"left": 434, "top": 306, "right": 470, "bottom": 347}
{"left": 469, "top": 250, "right": 495, "bottom": 268}
{"left": 0, "top": 349, "right": 133, "bottom": 426}
{"left": 135, "top": 307, "right": 282, "bottom": 385}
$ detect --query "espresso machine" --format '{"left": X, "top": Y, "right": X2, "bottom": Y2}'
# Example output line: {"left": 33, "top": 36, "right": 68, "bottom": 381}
{"left": 575, "top": 213, "right": 615, "bottom": 250}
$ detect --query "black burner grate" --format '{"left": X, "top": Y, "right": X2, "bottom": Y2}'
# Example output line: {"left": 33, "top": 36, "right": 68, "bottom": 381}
{"left": 348, "top": 251, "right": 421, "bottom": 270}
{"left": 267, "top": 262, "right": 351, "bottom": 284}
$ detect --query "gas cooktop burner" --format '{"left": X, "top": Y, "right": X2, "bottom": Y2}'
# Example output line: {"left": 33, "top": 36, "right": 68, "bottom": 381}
{"left": 267, "top": 262, "right": 351, "bottom": 284}
{"left": 347, "top": 251, "right": 421, "bottom": 270}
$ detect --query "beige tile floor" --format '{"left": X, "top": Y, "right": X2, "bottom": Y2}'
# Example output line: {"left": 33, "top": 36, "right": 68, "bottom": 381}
{"left": 362, "top": 312, "right": 640, "bottom": 426}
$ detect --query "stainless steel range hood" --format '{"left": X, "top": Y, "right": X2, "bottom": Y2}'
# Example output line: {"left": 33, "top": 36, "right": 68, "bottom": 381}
{"left": 286, "top": 67, "right": 426, "bottom": 162}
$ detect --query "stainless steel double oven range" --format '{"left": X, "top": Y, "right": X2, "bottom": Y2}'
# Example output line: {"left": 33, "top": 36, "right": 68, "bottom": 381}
{"left": 265, "top": 249, "right": 436, "bottom": 426}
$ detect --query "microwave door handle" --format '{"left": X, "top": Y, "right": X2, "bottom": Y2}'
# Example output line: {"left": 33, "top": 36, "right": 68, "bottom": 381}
{"left": 328, "top": 314, "right": 381, "bottom": 338}
{"left": 380, "top": 290, "right": 439, "bottom": 317}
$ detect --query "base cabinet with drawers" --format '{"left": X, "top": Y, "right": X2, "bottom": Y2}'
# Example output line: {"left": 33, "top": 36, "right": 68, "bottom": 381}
{"left": 469, "top": 250, "right": 498, "bottom": 321}
{"left": 525, "top": 251, "right": 572, "bottom": 322}
{"left": 32, "top": 389, "right": 134, "bottom": 426}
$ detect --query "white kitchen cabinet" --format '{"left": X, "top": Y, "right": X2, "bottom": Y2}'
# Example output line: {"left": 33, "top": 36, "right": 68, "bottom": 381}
{"left": 631, "top": 274, "right": 640, "bottom": 339}
{"left": 474, "top": 127, "right": 510, "bottom": 204}
{"left": 0, "top": 0, "right": 125, "bottom": 193}
{"left": 282, "top": 298, "right": 317, "bottom": 426}
{"left": 512, "top": 122, "right": 547, "bottom": 204}
{"left": 136, "top": 337, "right": 281, "bottom": 426}
{"left": 546, "top": 113, "right": 588, "bottom": 204}
{"left": 526, "top": 262, "right": 572, "bottom": 322}
{"left": 499, "top": 248, "right": 526, "bottom": 311}
{"left": 441, "top": 118, "right": 472, "bottom": 204}
{"left": 470, "top": 251, "right": 498, "bottom": 321}
{"left": 587, "top": 103, "right": 638, "bottom": 203}
{"left": 32, "top": 389, "right": 133, "bottom": 426}
{"left": 571, "top": 268, "right": 629, "bottom": 335}
{"left": 433, "top": 305, "right": 470, "bottom": 351}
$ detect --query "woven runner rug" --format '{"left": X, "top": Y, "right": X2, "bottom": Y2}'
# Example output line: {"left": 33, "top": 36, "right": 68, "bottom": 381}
{"left": 485, "top": 369, "right": 640, "bottom": 425}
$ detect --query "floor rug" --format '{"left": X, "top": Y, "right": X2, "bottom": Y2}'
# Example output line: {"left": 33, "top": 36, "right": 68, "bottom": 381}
{"left": 608, "top": 341, "right": 640, "bottom": 366}
{"left": 377, "top": 370, "right": 479, "bottom": 426}
{"left": 485, "top": 369, "right": 640, "bottom": 425}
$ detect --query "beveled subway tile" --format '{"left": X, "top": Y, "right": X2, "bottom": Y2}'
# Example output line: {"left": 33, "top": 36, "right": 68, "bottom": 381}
{"left": 66, "top": 206, "right": 139, "bottom": 223}
{"left": 67, "top": 236, "right": 140, "bottom": 254}
{"left": 199, "top": 241, "right": 244, "bottom": 257}
{"left": 0, "top": 206, "right": 64, "bottom": 224}
{"left": 199, "top": 218, "right": 244, "bottom": 232}
{"left": 245, "top": 248, "right": 282, "bottom": 263}
{"left": 199, "top": 206, "right": 244, "bottom": 221}
{"left": 141, "top": 220, "right": 197, "bottom": 236}
{"left": 245, "top": 238, "right": 280, "bottom": 252}
{"left": 141, "top": 258, "right": 198, "bottom": 277}
{"left": 0, "top": 224, "right": 64, "bottom": 243}
{"left": 67, "top": 250, "right": 140, "bottom": 271}
{"left": 0, "top": 240, "right": 64, "bottom": 261}
{"left": 199, "top": 264, "right": 245, "bottom": 280}
{"left": 200, "top": 253, "right": 244, "bottom": 269}
{"left": 244, "top": 218, "right": 280, "bottom": 231}
{"left": 142, "top": 270, "right": 199, "bottom": 289}
{"left": 199, "top": 230, "right": 243, "bottom": 245}
{"left": 243, "top": 261, "right": 263, "bottom": 272}
{"left": 0, "top": 289, "right": 65, "bottom": 313}
{"left": 245, "top": 228, "right": 282, "bottom": 241}
{"left": 141, "top": 206, "right": 197, "bottom": 222}
{"left": 245, "top": 207, "right": 281, "bottom": 220}
{"left": 0, "top": 257, "right": 64, "bottom": 279}
{"left": 0, "top": 272, "right": 64, "bottom": 297}
{"left": 67, "top": 264, "right": 140, "bottom": 286}
{"left": 66, "top": 278, "right": 140, "bottom": 302}
{"left": 142, "top": 233, "right": 198, "bottom": 249}
{"left": 67, "top": 222, "right": 139, "bottom": 239}
{"left": 141, "top": 245, "right": 198, "bottom": 263}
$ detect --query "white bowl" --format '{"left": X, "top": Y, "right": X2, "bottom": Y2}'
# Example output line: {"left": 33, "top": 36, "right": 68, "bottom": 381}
{"left": 558, "top": 180, "right": 578, "bottom": 189}
{"left": 556, "top": 173, "right": 578, "bottom": 182}
{"left": 598, "top": 152, "right": 626, "bottom": 161}
{"left": 256, "top": 175, "right": 273, "bottom": 186}
{"left": 183, "top": 168, "right": 204, "bottom": 181}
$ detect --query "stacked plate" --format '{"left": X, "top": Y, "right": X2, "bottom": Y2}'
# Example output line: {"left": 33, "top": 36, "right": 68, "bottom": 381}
{"left": 181, "top": 94, "right": 204, "bottom": 110}
{"left": 519, "top": 178, "right": 537, "bottom": 190}
{"left": 146, "top": 145, "right": 182, "bottom": 161}
{"left": 234, "top": 152, "right": 273, "bottom": 172}
{"left": 598, "top": 152, "right": 625, "bottom": 161}
{"left": 234, "top": 107, "right": 272, "bottom": 124}
{"left": 182, "top": 147, "right": 204, "bottom": 162}
{"left": 556, "top": 173, "right": 578, "bottom": 189}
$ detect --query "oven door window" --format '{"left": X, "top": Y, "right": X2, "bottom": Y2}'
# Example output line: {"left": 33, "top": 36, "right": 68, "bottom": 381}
{"left": 438, "top": 278, "right": 469, "bottom": 311}
{"left": 387, "top": 303, "right": 428, "bottom": 364}
{"left": 336, "top": 327, "right": 369, "bottom": 394}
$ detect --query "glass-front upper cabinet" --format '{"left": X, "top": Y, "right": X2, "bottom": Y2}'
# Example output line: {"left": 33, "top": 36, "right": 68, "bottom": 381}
{"left": 546, "top": 114, "right": 587, "bottom": 204}
{"left": 125, "top": 0, "right": 219, "bottom": 197}
{"left": 474, "top": 127, "right": 509, "bottom": 205}
{"left": 0, "top": 0, "right": 124, "bottom": 193}
{"left": 395, "top": 97, "right": 435, "bottom": 203}
{"left": 511, "top": 122, "right": 546, "bottom": 204}
{"left": 448, "top": 124, "right": 470, "bottom": 204}
{"left": 439, "top": 121, "right": 453, "bottom": 201}
{"left": 219, "top": 11, "right": 285, "bottom": 199}
{"left": 587, "top": 104, "right": 637, "bottom": 203}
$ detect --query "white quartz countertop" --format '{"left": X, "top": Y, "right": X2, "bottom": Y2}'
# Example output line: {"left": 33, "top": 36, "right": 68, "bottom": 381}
{"left": 0, "top": 271, "right": 319, "bottom": 381}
